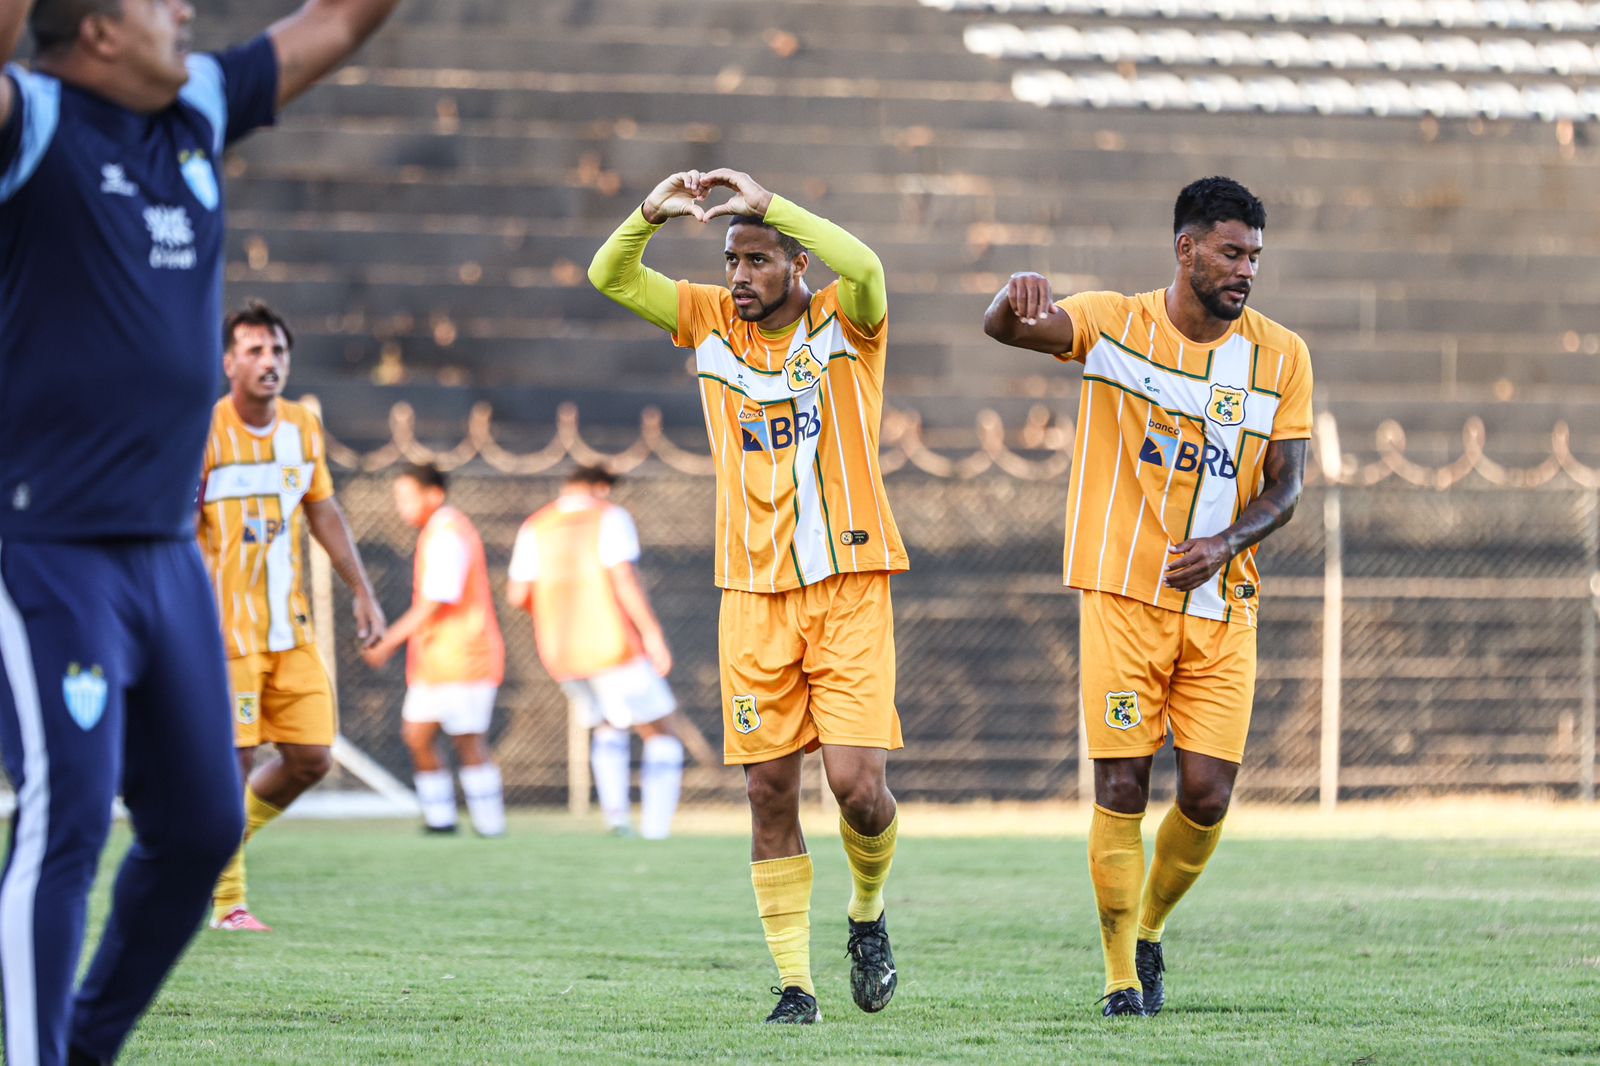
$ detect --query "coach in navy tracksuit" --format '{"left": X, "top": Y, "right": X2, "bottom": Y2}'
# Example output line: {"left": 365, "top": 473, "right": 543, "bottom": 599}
{"left": 0, "top": 1, "right": 399, "bottom": 1062}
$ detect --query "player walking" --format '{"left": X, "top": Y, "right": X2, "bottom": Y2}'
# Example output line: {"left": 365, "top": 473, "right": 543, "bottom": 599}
{"left": 984, "top": 177, "right": 1312, "bottom": 1017}
{"left": 362, "top": 464, "right": 507, "bottom": 838}
{"left": 507, "top": 465, "right": 713, "bottom": 840}
{"left": 199, "top": 301, "right": 386, "bottom": 932}
{"left": 0, "top": 0, "right": 398, "bottom": 1061}
{"left": 589, "top": 169, "right": 908, "bottom": 1024}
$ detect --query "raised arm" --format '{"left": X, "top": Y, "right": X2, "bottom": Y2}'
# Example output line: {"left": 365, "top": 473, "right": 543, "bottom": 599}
{"left": 0, "top": 0, "right": 28, "bottom": 126}
{"left": 269, "top": 0, "right": 401, "bottom": 109}
{"left": 699, "top": 169, "right": 886, "bottom": 333}
{"left": 587, "top": 208, "right": 680, "bottom": 335}
{"left": 1163, "top": 438, "right": 1307, "bottom": 592}
{"left": 982, "top": 272, "right": 1076, "bottom": 356}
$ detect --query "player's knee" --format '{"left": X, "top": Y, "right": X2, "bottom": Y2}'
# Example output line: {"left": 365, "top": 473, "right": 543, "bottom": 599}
{"left": 1095, "top": 768, "right": 1149, "bottom": 813}
{"left": 285, "top": 745, "right": 334, "bottom": 785}
{"left": 829, "top": 774, "right": 886, "bottom": 823}
{"left": 45, "top": 801, "right": 117, "bottom": 880}
{"left": 1178, "top": 780, "right": 1232, "bottom": 826}
{"left": 745, "top": 771, "right": 799, "bottom": 819}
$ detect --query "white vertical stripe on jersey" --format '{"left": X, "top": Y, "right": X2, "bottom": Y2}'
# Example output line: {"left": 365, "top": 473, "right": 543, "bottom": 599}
{"left": 791, "top": 401, "right": 832, "bottom": 585}
{"left": 1120, "top": 399, "right": 1151, "bottom": 598}
{"left": 1149, "top": 434, "right": 1185, "bottom": 607}
{"left": 266, "top": 422, "right": 307, "bottom": 652}
{"left": 0, "top": 540, "right": 46, "bottom": 1066}
{"left": 822, "top": 366, "right": 860, "bottom": 570}
{"left": 1119, "top": 312, "right": 1134, "bottom": 345}
{"left": 1184, "top": 337, "right": 1255, "bottom": 620}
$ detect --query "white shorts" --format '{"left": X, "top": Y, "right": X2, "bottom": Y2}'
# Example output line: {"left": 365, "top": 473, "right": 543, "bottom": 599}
{"left": 402, "top": 682, "right": 498, "bottom": 736}
{"left": 561, "top": 658, "right": 677, "bottom": 731}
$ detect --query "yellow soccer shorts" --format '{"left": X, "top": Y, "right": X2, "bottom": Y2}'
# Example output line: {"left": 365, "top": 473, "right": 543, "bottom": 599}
{"left": 1079, "top": 589, "right": 1257, "bottom": 763}
{"left": 719, "top": 571, "right": 903, "bottom": 766}
{"left": 227, "top": 643, "right": 337, "bottom": 748}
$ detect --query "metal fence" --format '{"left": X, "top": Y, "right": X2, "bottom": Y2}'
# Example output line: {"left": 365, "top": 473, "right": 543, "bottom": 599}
{"left": 311, "top": 410, "right": 1600, "bottom": 807}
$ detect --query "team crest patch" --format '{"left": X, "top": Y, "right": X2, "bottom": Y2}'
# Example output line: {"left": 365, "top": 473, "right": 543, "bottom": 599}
{"left": 1105, "top": 691, "right": 1141, "bottom": 732}
{"left": 785, "top": 347, "right": 824, "bottom": 393}
{"left": 731, "top": 695, "right": 761, "bottom": 734}
{"left": 282, "top": 466, "right": 304, "bottom": 493}
{"left": 62, "top": 663, "right": 108, "bottom": 731}
{"left": 179, "top": 149, "right": 219, "bottom": 211}
{"left": 1207, "top": 384, "right": 1247, "bottom": 427}
{"left": 236, "top": 692, "right": 260, "bottom": 725}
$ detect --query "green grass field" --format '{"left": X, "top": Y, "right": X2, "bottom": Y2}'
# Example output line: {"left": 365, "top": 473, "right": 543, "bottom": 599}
{"left": 50, "top": 808, "right": 1600, "bottom": 1064}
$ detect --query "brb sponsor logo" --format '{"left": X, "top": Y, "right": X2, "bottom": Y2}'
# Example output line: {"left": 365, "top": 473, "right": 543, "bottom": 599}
{"left": 1139, "top": 418, "right": 1237, "bottom": 479}
{"left": 741, "top": 406, "right": 822, "bottom": 452}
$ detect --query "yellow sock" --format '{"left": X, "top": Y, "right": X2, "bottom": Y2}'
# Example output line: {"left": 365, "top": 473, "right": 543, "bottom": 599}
{"left": 840, "top": 813, "right": 898, "bottom": 922}
{"left": 212, "top": 785, "right": 285, "bottom": 918}
{"left": 1088, "top": 804, "right": 1145, "bottom": 996}
{"left": 751, "top": 854, "right": 814, "bottom": 995}
{"left": 1138, "top": 805, "right": 1224, "bottom": 942}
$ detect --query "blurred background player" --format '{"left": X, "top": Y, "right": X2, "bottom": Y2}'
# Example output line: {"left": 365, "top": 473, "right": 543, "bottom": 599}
{"left": 0, "top": 0, "right": 398, "bottom": 1061}
{"left": 589, "top": 168, "right": 908, "bottom": 1024}
{"left": 362, "top": 463, "right": 507, "bottom": 837}
{"left": 505, "top": 464, "right": 714, "bottom": 840}
{"left": 198, "top": 300, "right": 385, "bottom": 932}
{"left": 983, "top": 177, "right": 1312, "bottom": 1018}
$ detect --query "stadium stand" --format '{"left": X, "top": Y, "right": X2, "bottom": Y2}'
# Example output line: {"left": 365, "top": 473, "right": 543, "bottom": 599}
{"left": 198, "top": 0, "right": 1600, "bottom": 465}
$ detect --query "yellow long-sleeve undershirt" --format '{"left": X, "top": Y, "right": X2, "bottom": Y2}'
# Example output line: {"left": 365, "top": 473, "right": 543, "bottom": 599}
{"left": 586, "top": 195, "right": 886, "bottom": 336}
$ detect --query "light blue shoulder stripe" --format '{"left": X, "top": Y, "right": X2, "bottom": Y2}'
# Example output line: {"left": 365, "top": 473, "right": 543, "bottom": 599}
{"left": 178, "top": 54, "right": 227, "bottom": 155}
{"left": 0, "top": 66, "right": 61, "bottom": 204}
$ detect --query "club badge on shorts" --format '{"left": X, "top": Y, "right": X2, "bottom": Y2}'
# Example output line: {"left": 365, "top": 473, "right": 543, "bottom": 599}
{"left": 1105, "top": 691, "right": 1141, "bottom": 731}
{"left": 62, "top": 663, "right": 108, "bottom": 731}
{"left": 731, "top": 694, "right": 761, "bottom": 734}
{"left": 236, "top": 692, "right": 260, "bottom": 725}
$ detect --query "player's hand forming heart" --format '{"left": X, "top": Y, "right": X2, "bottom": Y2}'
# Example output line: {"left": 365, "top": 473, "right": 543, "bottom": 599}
{"left": 696, "top": 168, "right": 774, "bottom": 221}
{"left": 641, "top": 170, "right": 713, "bottom": 225}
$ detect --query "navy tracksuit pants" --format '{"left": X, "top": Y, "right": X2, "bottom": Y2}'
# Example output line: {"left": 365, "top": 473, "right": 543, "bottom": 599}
{"left": 0, "top": 538, "right": 242, "bottom": 1065}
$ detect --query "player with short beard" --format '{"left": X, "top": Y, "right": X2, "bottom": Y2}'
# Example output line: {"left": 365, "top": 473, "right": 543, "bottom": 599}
{"left": 984, "top": 176, "right": 1314, "bottom": 1019}
{"left": 589, "top": 169, "right": 910, "bottom": 1025}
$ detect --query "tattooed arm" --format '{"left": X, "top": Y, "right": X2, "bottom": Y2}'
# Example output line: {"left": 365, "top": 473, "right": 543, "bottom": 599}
{"left": 1163, "top": 438, "right": 1307, "bottom": 592}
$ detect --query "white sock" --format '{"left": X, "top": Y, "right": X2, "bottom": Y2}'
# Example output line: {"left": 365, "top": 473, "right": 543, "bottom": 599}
{"left": 591, "top": 727, "right": 632, "bottom": 830}
{"left": 414, "top": 769, "right": 457, "bottom": 829}
{"left": 639, "top": 734, "right": 684, "bottom": 841}
{"left": 459, "top": 761, "right": 506, "bottom": 837}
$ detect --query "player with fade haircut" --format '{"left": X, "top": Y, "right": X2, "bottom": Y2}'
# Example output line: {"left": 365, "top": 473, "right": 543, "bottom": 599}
{"left": 198, "top": 300, "right": 386, "bottom": 933}
{"left": 589, "top": 168, "right": 909, "bottom": 1025}
{"left": 506, "top": 464, "right": 716, "bottom": 840}
{"left": 983, "top": 176, "right": 1313, "bottom": 1018}
{"left": 362, "top": 463, "right": 508, "bottom": 838}
{"left": 0, "top": 0, "right": 399, "bottom": 1061}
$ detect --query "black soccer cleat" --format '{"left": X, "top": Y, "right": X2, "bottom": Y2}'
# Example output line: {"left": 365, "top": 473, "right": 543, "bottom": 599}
{"left": 846, "top": 913, "right": 898, "bottom": 1013}
{"left": 1100, "top": 987, "right": 1146, "bottom": 1017}
{"left": 765, "top": 985, "right": 821, "bottom": 1024}
{"left": 1136, "top": 939, "right": 1166, "bottom": 1015}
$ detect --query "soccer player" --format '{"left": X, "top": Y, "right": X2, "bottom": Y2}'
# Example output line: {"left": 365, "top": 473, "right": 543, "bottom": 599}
{"left": 983, "top": 177, "right": 1312, "bottom": 1017}
{"left": 589, "top": 168, "right": 909, "bottom": 1024}
{"left": 361, "top": 464, "right": 507, "bottom": 838}
{"left": 506, "top": 464, "right": 712, "bottom": 840}
{"left": 198, "top": 301, "right": 386, "bottom": 932}
{"left": 0, "top": 0, "right": 398, "bottom": 1060}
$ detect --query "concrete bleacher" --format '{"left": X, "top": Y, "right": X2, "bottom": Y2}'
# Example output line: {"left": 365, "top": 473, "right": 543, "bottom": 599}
{"left": 192, "top": 0, "right": 1600, "bottom": 457}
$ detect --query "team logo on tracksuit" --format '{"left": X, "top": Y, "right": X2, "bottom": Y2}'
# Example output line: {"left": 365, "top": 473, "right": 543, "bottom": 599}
{"left": 62, "top": 663, "right": 108, "bottom": 731}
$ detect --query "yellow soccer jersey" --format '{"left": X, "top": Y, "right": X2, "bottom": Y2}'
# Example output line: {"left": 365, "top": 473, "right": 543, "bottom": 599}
{"left": 1057, "top": 289, "right": 1313, "bottom": 626}
{"left": 198, "top": 397, "right": 335, "bottom": 656}
{"left": 675, "top": 280, "right": 909, "bottom": 593}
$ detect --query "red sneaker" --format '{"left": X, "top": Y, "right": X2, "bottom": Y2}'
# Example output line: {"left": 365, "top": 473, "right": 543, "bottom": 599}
{"left": 210, "top": 906, "right": 272, "bottom": 932}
